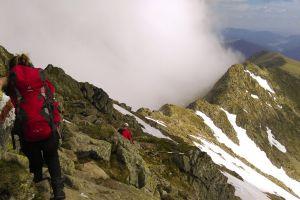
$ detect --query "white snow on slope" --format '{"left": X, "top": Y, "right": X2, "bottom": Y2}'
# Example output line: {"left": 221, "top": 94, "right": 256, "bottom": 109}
{"left": 80, "top": 193, "right": 89, "bottom": 198}
{"left": 245, "top": 70, "right": 275, "bottom": 94}
{"left": 145, "top": 116, "right": 167, "bottom": 127}
{"left": 193, "top": 138, "right": 298, "bottom": 200}
{"left": 267, "top": 127, "right": 287, "bottom": 153}
{"left": 195, "top": 109, "right": 300, "bottom": 199}
{"left": 251, "top": 94, "right": 259, "bottom": 99}
{"left": 63, "top": 119, "right": 72, "bottom": 124}
{"left": 113, "top": 104, "right": 171, "bottom": 140}
{"left": 222, "top": 172, "right": 270, "bottom": 200}
{"left": 266, "top": 103, "right": 272, "bottom": 108}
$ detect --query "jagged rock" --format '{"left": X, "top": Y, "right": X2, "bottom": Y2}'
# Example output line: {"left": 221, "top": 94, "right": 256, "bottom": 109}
{"left": 44, "top": 65, "right": 83, "bottom": 100}
{"left": 81, "top": 161, "right": 110, "bottom": 180}
{"left": 0, "top": 45, "right": 12, "bottom": 77}
{"left": 67, "top": 131, "right": 112, "bottom": 162}
{"left": 172, "top": 153, "right": 191, "bottom": 172}
{"left": 116, "top": 138, "right": 157, "bottom": 194}
{"left": 77, "top": 120, "right": 117, "bottom": 142}
{"left": 188, "top": 150, "right": 239, "bottom": 200}
{"left": 58, "top": 150, "right": 76, "bottom": 175}
{"left": 81, "top": 82, "right": 113, "bottom": 114}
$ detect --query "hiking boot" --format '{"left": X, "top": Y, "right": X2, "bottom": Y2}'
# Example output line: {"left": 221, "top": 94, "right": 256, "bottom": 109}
{"left": 33, "top": 169, "right": 44, "bottom": 183}
{"left": 51, "top": 178, "right": 66, "bottom": 200}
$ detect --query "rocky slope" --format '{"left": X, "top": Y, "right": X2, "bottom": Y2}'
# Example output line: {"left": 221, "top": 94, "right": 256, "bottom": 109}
{"left": 0, "top": 45, "right": 238, "bottom": 200}
{"left": 0, "top": 45, "right": 299, "bottom": 200}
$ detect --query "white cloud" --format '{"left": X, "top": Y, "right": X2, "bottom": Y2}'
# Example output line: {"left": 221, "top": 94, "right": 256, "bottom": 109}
{"left": 0, "top": 0, "right": 241, "bottom": 109}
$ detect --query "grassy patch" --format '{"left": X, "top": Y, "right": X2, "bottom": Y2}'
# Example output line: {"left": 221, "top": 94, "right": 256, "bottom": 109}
{"left": 0, "top": 160, "right": 37, "bottom": 200}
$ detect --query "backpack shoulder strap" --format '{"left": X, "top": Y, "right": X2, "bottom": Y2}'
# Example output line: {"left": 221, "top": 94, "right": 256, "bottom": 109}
{"left": 39, "top": 70, "right": 57, "bottom": 134}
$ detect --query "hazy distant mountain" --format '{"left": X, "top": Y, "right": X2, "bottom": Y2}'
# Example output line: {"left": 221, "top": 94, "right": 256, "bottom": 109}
{"left": 282, "top": 35, "right": 300, "bottom": 50}
{"left": 225, "top": 39, "right": 269, "bottom": 58}
{"left": 284, "top": 46, "right": 300, "bottom": 61}
{"left": 222, "top": 28, "right": 300, "bottom": 60}
{"left": 222, "top": 28, "right": 285, "bottom": 49}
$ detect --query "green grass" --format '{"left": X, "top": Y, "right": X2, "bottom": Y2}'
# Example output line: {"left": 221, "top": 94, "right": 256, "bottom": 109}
{"left": 0, "top": 160, "right": 38, "bottom": 199}
{"left": 249, "top": 51, "right": 300, "bottom": 78}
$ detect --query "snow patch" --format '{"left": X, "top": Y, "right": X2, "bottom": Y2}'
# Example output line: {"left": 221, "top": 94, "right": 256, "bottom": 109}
{"left": 251, "top": 94, "right": 259, "bottom": 99}
{"left": 244, "top": 69, "right": 275, "bottom": 94}
{"left": 166, "top": 152, "right": 184, "bottom": 155}
{"left": 243, "top": 109, "right": 248, "bottom": 113}
{"left": 267, "top": 127, "right": 286, "bottom": 153}
{"left": 196, "top": 111, "right": 238, "bottom": 148}
{"left": 80, "top": 193, "right": 89, "bottom": 198}
{"left": 113, "top": 104, "right": 171, "bottom": 140}
{"left": 193, "top": 139, "right": 299, "bottom": 200}
{"left": 145, "top": 116, "right": 167, "bottom": 127}
{"left": 277, "top": 105, "right": 283, "bottom": 109}
{"left": 195, "top": 109, "right": 300, "bottom": 198}
{"left": 222, "top": 172, "right": 270, "bottom": 200}
{"left": 266, "top": 103, "right": 272, "bottom": 108}
{"left": 63, "top": 119, "right": 72, "bottom": 124}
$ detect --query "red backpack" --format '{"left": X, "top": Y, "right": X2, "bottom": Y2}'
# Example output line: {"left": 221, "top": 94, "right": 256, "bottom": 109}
{"left": 9, "top": 65, "right": 61, "bottom": 142}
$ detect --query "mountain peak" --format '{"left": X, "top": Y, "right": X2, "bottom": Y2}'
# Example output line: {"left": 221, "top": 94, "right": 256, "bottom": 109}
{"left": 249, "top": 51, "right": 300, "bottom": 79}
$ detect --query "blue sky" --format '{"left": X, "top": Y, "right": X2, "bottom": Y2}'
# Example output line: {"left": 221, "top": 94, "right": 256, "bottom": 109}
{"left": 211, "top": 0, "right": 300, "bottom": 34}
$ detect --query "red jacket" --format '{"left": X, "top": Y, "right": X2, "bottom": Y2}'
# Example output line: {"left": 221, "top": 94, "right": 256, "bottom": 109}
{"left": 121, "top": 128, "right": 133, "bottom": 142}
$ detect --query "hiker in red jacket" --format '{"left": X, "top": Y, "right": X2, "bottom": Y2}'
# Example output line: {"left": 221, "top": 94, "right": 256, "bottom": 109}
{"left": 118, "top": 123, "right": 134, "bottom": 143}
{"left": 7, "top": 54, "right": 65, "bottom": 200}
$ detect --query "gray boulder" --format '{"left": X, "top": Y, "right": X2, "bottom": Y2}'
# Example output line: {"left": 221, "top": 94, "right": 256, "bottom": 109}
{"left": 116, "top": 138, "right": 157, "bottom": 194}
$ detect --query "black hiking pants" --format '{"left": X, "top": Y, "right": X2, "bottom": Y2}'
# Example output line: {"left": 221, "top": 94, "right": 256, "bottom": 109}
{"left": 21, "top": 132, "right": 62, "bottom": 182}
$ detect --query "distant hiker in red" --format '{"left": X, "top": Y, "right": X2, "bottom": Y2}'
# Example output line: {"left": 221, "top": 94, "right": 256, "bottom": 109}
{"left": 7, "top": 54, "right": 65, "bottom": 200}
{"left": 118, "top": 123, "right": 134, "bottom": 143}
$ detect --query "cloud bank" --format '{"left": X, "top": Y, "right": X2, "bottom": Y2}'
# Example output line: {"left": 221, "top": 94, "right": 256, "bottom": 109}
{"left": 213, "top": 0, "right": 300, "bottom": 34}
{"left": 0, "top": 0, "right": 241, "bottom": 109}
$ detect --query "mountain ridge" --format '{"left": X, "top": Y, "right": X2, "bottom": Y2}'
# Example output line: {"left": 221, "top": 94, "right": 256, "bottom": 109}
{"left": 138, "top": 56, "right": 300, "bottom": 199}
{"left": 0, "top": 45, "right": 299, "bottom": 200}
